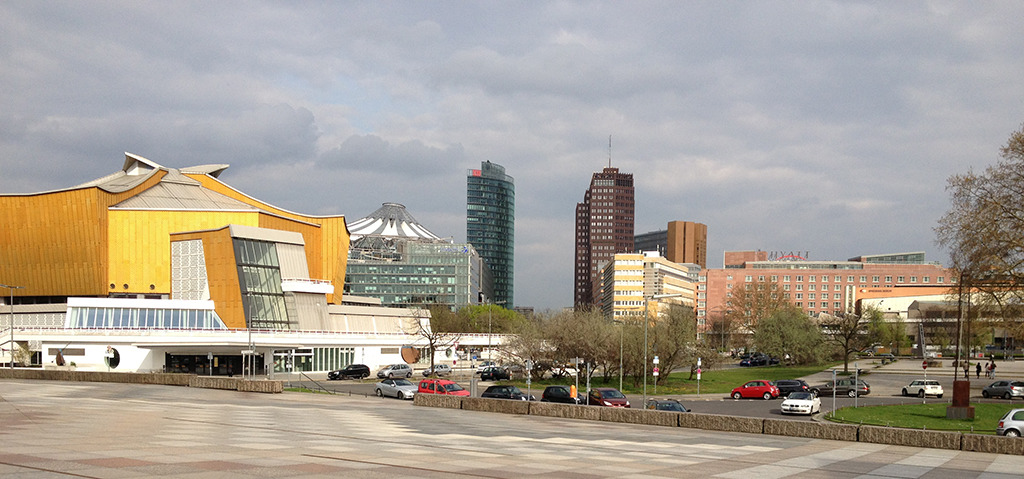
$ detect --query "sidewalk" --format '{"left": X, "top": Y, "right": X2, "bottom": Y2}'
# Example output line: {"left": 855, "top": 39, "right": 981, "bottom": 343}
{"left": 866, "top": 357, "right": 1023, "bottom": 379}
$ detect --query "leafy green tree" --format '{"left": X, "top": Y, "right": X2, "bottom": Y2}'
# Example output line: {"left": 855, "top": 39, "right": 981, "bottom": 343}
{"left": 752, "top": 306, "right": 824, "bottom": 365}
{"left": 649, "top": 305, "right": 697, "bottom": 385}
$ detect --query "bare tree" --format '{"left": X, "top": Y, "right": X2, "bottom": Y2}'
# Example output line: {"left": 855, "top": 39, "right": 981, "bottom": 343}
{"left": 820, "top": 312, "right": 873, "bottom": 373}
{"left": 404, "top": 305, "right": 466, "bottom": 372}
{"left": 722, "top": 277, "right": 794, "bottom": 345}
{"left": 937, "top": 123, "right": 1024, "bottom": 354}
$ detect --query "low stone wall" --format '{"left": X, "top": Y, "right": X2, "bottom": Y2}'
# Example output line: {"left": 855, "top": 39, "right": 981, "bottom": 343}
{"left": 0, "top": 368, "right": 191, "bottom": 386}
{"left": 962, "top": 433, "right": 1024, "bottom": 455}
{"left": 678, "top": 412, "right": 764, "bottom": 434}
{"left": 764, "top": 418, "right": 859, "bottom": 441}
{"left": 0, "top": 369, "right": 280, "bottom": 392}
{"left": 462, "top": 397, "right": 530, "bottom": 415}
{"left": 412, "top": 393, "right": 465, "bottom": 409}
{"left": 237, "top": 379, "right": 284, "bottom": 394}
{"left": 189, "top": 376, "right": 239, "bottom": 390}
{"left": 528, "top": 402, "right": 602, "bottom": 421}
{"left": 859, "top": 425, "right": 962, "bottom": 451}
{"left": 600, "top": 407, "right": 680, "bottom": 427}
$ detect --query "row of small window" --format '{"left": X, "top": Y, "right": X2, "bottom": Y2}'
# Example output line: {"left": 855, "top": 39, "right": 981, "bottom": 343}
{"left": 67, "top": 307, "right": 227, "bottom": 330}
{"left": 733, "top": 274, "right": 945, "bottom": 284}
{"left": 728, "top": 283, "right": 846, "bottom": 292}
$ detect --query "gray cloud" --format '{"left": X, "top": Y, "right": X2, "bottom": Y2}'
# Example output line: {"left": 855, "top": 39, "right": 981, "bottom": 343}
{"left": 2, "top": 2, "right": 1023, "bottom": 310}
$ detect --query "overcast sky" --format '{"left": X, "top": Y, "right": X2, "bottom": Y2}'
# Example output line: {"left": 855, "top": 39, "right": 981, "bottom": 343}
{"left": 2, "top": 2, "right": 1023, "bottom": 311}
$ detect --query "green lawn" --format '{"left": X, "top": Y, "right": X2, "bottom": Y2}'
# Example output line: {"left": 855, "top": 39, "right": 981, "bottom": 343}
{"left": 509, "top": 363, "right": 843, "bottom": 395}
{"left": 825, "top": 402, "right": 1017, "bottom": 435}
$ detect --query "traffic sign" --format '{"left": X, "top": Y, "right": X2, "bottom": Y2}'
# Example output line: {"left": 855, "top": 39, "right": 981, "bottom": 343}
{"left": 922, "top": 360, "right": 928, "bottom": 370}
{"left": 653, "top": 367, "right": 660, "bottom": 376}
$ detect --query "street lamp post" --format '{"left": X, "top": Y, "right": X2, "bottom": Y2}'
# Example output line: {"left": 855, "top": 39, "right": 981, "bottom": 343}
{"left": 1, "top": 284, "right": 25, "bottom": 369}
{"left": 643, "top": 293, "right": 682, "bottom": 407}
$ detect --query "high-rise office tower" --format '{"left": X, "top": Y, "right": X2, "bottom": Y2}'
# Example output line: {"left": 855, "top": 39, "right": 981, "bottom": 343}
{"left": 467, "top": 161, "right": 515, "bottom": 307}
{"left": 574, "top": 166, "right": 634, "bottom": 309}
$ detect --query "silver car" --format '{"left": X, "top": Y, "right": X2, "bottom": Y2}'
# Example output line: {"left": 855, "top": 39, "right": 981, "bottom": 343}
{"left": 982, "top": 380, "right": 1024, "bottom": 400}
{"left": 377, "top": 363, "right": 413, "bottom": 379}
{"left": 375, "top": 378, "right": 417, "bottom": 400}
{"left": 997, "top": 408, "right": 1024, "bottom": 436}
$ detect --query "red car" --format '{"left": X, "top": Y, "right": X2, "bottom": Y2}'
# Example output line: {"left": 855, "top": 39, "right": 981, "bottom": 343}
{"left": 418, "top": 378, "right": 470, "bottom": 396}
{"left": 587, "top": 387, "right": 631, "bottom": 407}
{"left": 731, "top": 380, "right": 780, "bottom": 400}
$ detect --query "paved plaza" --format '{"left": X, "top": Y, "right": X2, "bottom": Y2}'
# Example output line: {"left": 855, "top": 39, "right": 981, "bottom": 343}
{"left": 2, "top": 380, "right": 1024, "bottom": 478}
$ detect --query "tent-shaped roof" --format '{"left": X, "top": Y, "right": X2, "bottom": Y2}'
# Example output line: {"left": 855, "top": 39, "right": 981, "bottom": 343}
{"left": 348, "top": 203, "right": 441, "bottom": 241}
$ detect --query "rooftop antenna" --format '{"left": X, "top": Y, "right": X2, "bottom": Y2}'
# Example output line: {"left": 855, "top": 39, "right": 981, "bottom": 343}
{"left": 608, "top": 135, "right": 612, "bottom": 168}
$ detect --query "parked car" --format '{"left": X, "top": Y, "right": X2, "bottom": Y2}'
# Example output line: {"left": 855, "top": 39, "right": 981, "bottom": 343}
{"left": 997, "top": 408, "right": 1024, "bottom": 436}
{"left": 480, "top": 366, "right": 511, "bottom": 381}
{"left": 417, "top": 378, "right": 470, "bottom": 396}
{"left": 902, "top": 379, "right": 943, "bottom": 398}
{"left": 646, "top": 399, "right": 688, "bottom": 412}
{"left": 982, "top": 380, "right": 1024, "bottom": 400}
{"left": 780, "top": 391, "right": 821, "bottom": 415}
{"left": 810, "top": 379, "right": 870, "bottom": 398}
{"left": 731, "top": 380, "right": 780, "bottom": 400}
{"left": 541, "top": 385, "right": 584, "bottom": 404}
{"left": 773, "top": 379, "right": 810, "bottom": 397}
{"left": 475, "top": 360, "right": 497, "bottom": 374}
{"left": 587, "top": 387, "right": 630, "bottom": 407}
{"left": 377, "top": 363, "right": 413, "bottom": 379}
{"left": 739, "top": 353, "right": 779, "bottom": 367}
{"left": 879, "top": 353, "right": 896, "bottom": 365}
{"left": 422, "top": 364, "right": 452, "bottom": 377}
{"left": 481, "top": 385, "right": 533, "bottom": 401}
{"left": 327, "top": 364, "right": 370, "bottom": 380}
{"left": 375, "top": 378, "right": 417, "bottom": 400}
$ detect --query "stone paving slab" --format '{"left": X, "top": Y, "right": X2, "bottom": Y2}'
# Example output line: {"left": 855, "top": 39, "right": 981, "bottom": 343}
{"left": 2, "top": 379, "right": 1024, "bottom": 478}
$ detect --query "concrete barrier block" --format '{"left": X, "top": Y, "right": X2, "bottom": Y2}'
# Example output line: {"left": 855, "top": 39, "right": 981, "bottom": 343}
{"left": 961, "top": 434, "right": 1024, "bottom": 455}
{"left": 528, "top": 401, "right": 601, "bottom": 421}
{"left": 859, "top": 425, "right": 962, "bottom": 450}
{"left": 678, "top": 412, "right": 763, "bottom": 434}
{"left": 763, "top": 419, "right": 859, "bottom": 441}
{"left": 412, "top": 393, "right": 464, "bottom": 409}
{"left": 462, "top": 397, "right": 530, "bottom": 414}
{"left": 599, "top": 407, "right": 680, "bottom": 427}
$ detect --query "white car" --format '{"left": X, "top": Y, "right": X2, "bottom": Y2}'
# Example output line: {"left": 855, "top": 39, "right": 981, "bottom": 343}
{"left": 780, "top": 392, "right": 821, "bottom": 415}
{"left": 902, "top": 379, "right": 944, "bottom": 398}
{"left": 375, "top": 378, "right": 417, "bottom": 400}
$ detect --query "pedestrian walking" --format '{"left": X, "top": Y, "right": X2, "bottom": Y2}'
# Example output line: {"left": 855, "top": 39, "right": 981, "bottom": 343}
{"left": 964, "top": 362, "right": 969, "bottom": 378}
{"left": 991, "top": 361, "right": 997, "bottom": 379}
{"left": 985, "top": 361, "right": 991, "bottom": 378}
{"left": 976, "top": 362, "right": 982, "bottom": 378}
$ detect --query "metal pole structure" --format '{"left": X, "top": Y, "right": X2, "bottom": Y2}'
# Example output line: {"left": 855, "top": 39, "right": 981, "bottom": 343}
{"left": 1, "top": 284, "right": 24, "bottom": 369}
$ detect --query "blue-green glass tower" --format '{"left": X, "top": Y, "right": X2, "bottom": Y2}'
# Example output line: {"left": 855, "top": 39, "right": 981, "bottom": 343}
{"left": 467, "top": 161, "right": 515, "bottom": 307}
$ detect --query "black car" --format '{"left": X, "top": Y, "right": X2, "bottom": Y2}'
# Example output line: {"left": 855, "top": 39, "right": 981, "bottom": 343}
{"left": 646, "top": 399, "right": 688, "bottom": 412}
{"left": 480, "top": 366, "right": 511, "bottom": 381}
{"left": 481, "top": 385, "right": 534, "bottom": 401}
{"left": 541, "top": 385, "right": 583, "bottom": 404}
{"left": 739, "top": 353, "right": 779, "bottom": 367}
{"left": 327, "top": 364, "right": 370, "bottom": 380}
{"left": 773, "top": 379, "right": 810, "bottom": 397}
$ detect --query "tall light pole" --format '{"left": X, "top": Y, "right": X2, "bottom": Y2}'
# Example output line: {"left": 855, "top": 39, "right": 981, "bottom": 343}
{"left": 643, "top": 293, "right": 682, "bottom": 406}
{"left": 1, "top": 284, "right": 25, "bottom": 369}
